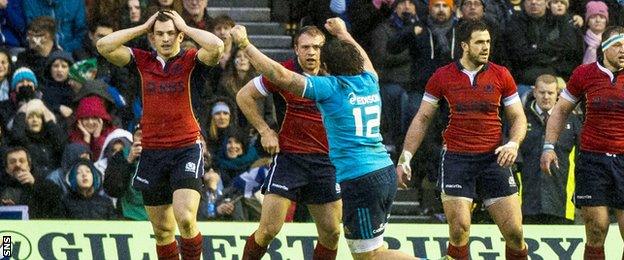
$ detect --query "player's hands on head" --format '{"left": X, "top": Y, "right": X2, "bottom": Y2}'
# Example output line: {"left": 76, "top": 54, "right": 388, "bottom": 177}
{"left": 324, "top": 18, "right": 348, "bottom": 37}
{"left": 161, "top": 10, "right": 188, "bottom": 32}
{"left": 494, "top": 141, "right": 518, "bottom": 168}
{"left": 259, "top": 128, "right": 280, "bottom": 155}
{"left": 539, "top": 150, "right": 559, "bottom": 175}
{"left": 397, "top": 150, "right": 413, "bottom": 189}
{"left": 143, "top": 12, "right": 159, "bottom": 33}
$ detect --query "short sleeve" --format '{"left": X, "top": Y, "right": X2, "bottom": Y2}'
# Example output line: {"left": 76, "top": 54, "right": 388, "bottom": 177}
{"left": 124, "top": 47, "right": 143, "bottom": 71}
{"left": 423, "top": 72, "right": 443, "bottom": 105}
{"left": 303, "top": 75, "right": 337, "bottom": 101}
{"left": 500, "top": 68, "right": 520, "bottom": 106}
{"left": 252, "top": 76, "right": 277, "bottom": 97}
{"left": 561, "top": 67, "right": 584, "bottom": 104}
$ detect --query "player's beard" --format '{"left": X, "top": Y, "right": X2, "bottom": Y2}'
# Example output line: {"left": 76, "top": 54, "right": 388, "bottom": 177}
{"left": 468, "top": 50, "right": 489, "bottom": 67}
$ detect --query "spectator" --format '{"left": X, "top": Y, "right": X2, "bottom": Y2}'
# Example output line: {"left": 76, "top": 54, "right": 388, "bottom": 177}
{"left": 214, "top": 129, "right": 259, "bottom": 188}
{"left": 519, "top": 74, "right": 581, "bottom": 224}
{"left": 72, "top": 79, "right": 128, "bottom": 127}
{"left": 7, "top": 67, "right": 43, "bottom": 123}
{"left": 548, "top": 0, "right": 584, "bottom": 28}
{"left": 68, "top": 96, "right": 117, "bottom": 160}
{"left": 213, "top": 129, "right": 261, "bottom": 221}
{"left": 204, "top": 97, "right": 239, "bottom": 154}
{"left": 0, "top": 146, "right": 64, "bottom": 218}
{"left": 16, "top": 17, "right": 59, "bottom": 83}
{"left": 9, "top": 99, "right": 65, "bottom": 176}
{"left": 0, "top": 48, "right": 13, "bottom": 123}
{"left": 582, "top": 1, "right": 609, "bottom": 64}
{"left": 148, "top": 0, "right": 184, "bottom": 14}
{"left": 62, "top": 158, "right": 117, "bottom": 219}
{"left": 388, "top": 0, "right": 458, "bottom": 93}
{"left": 210, "top": 15, "right": 235, "bottom": 68}
{"left": 505, "top": 0, "right": 582, "bottom": 89}
{"left": 0, "top": 0, "right": 27, "bottom": 48}
{"left": 41, "top": 50, "right": 74, "bottom": 119}
{"left": 103, "top": 126, "right": 147, "bottom": 220}
{"left": 23, "top": 0, "right": 87, "bottom": 53}
{"left": 94, "top": 128, "right": 133, "bottom": 174}
{"left": 482, "top": 0, "right": 515, "bottom": 32}
{"left": 46, "top": 142, "right": 91, "bottom": 194}
{"left": 120, "top": 0, "right": 150, "bottom": 49}
{"left": 219, "top": 48, "right": 276, "bottom": 129}
{"left": 74, "top": 19, "right": 133, "bottom": 102}
{"left": 570, "top": 0, "right": 623, "bottom": 27}
{"left": 370, "top": 0, "right": 414, "bottom": 155}
{"left": 87, "top": 0, "right": 124, "bottom": 24}
{"left": 182, "top": 0, "right": 212, "bottom": 30}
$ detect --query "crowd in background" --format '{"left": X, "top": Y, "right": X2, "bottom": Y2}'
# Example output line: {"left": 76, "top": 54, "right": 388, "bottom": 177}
{"left": 0, "top": 0, "right": 620, "bottom": 224}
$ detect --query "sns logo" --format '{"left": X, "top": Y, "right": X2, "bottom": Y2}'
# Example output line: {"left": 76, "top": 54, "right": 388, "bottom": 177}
{"left": 2, "top": 236, "right": 10, "bottom": 258}
{"left": 0, "top": 231, "right": 32, "bottom": 259}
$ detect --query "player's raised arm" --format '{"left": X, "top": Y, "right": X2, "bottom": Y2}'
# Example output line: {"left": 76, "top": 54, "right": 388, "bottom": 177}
{"left": 230, "top": 25, "right": 307, "bottom": 97}
{"left": 97, "top": 12, "right": 158, "bottom": 67}
{"left": 324, "top": 17, "right": 377, "bottom": 79}
{"left": 161, "top": 10, "right": 224, "bottom": 65}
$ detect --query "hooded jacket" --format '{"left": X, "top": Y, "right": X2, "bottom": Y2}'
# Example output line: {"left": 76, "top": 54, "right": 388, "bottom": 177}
{"left": 61, "top": 159, "right": 116, "bottom": 219}
{"left": 68, "top": 96, "right": 116, "bottom": 159}
{"left": 42, "top": 50, "right": 75, "bottom": 113}
{"left": 0, "top": 0, "right": 27, "bottom": 48}
{"left": 94, "top": 128, "right": 133, "bottom": 174}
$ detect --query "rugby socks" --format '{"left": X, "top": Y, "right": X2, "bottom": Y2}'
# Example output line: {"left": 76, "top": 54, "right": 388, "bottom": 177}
{"left": 180, "top": 233, "right": 203, "bottom": 260}
{"left": 584, "top": 245, "right": 605, "bottom": 260}
{"left": 313, "top": 242, "right": 337, "bottom": 260}
{"left": 447, "top": 244, "right": 469, "bottom": 260}
{"left": 505, "top": 245, "right": 528, "bottom": 260}
{"left": 243, "top": 232, "right": 267, "bottom": 260}
{"left": 156, "top": 240, "right": 179, "bottom": 260}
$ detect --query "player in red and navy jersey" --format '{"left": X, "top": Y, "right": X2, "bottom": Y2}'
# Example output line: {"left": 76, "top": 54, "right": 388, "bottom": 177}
{"left": 236, "top": 26, "right": 342, "bottom": 260}
{"left": 398, "top": 21, "right": 528, "bottom": 260}
{"left": 97, "top": 10, "right": 223, "bottom": 260}
{"left": 541, "top": 26, "right": 624, "bottom": 260}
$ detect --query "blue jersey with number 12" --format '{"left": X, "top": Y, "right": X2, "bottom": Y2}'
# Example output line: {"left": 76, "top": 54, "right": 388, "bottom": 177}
{"left": 303, "top": 71, "right": 393, "bottom": 183}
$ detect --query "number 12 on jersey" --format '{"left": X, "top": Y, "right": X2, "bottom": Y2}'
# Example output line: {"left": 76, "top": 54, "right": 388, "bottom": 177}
{"left": 353, "top": 105, "right": 381, "bottom": 137}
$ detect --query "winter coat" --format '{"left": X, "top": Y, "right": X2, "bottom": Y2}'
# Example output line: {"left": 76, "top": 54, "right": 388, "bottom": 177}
{"left": 9, "top": 112, "right": 66, "bottom": 175}
{"left": 42, "top": 50, "right": 75, "bottom": 113}
{"left": 61, "top": 159, "right": 116, "bottom": 219}
{"left": 68, "top": 96, "right": 116, "bottom": 159}
{"left": 0, "top": 170, "right": 64, "bottom": 218}
{"left": 23, "top": 0, "right": 87, "bottom": 52}
{"left": 103, "top": 148, "right": 147, "bottom": 220}
{"left": 370, "top": 17, "right": 413, "bottom": 85}
{"left": 519, "top": 100, "right": 582, "bottom": 219}
{"left": 505, "top": 11, "right": 582, "bottom": 85}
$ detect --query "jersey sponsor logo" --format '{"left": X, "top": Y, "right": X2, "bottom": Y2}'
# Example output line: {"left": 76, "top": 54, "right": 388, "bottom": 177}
{"left": 348, "top": 92, "right": 381, "bottom": 105}
{"left": 135, "top": 176, "right": 149, "bottom": 184}
{"left": 454, "top": 101, "right": 494, "bottom": 113}
{"left": 271, "top": 183, "right": 289, "bottom": 191}
{"left": 145, "top": 81, "right": 185, "bottom": 95}
{"left": 185, "top": 162, "right": 196, "bottom": 173}
{"left": 589, "top": 97, "right": 624, "bottom": 112}
{"left": 445, "top": 184, "right": 463, "bottom": 189}
{"left": 508, "top": 176, "right": 517, "bottom": 187}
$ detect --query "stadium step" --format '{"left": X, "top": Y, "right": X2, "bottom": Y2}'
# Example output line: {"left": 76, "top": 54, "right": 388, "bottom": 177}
{"left": 249, "top": 35, "right": 292, "bottom": 49}
{"left": 207, "top": 7, "right": 271, "bottom": 22}
{"left": 240, "top": 22, "right": 286, "bottom": 35}
{"left": 260, "top": 49, "right": 294, "bottom": 61}
{"left": 210, "top": 0, "right": 270, "bottom": 8}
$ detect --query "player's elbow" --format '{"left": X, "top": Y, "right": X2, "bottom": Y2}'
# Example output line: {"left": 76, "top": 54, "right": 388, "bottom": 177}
{"left": 96, "top": 39, "right": 110, "bottom": 55}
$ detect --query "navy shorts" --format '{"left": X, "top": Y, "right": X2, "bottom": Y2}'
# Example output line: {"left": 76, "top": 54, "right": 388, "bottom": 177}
{"left": 261, "top": 153, "right": 340, "bottom": 204}
{"left": 574, "top": 151, "right": 624, "bottom": 209}
{"left": 132, "top": 143, "right": 204, "bottom": 206}
{"left": 438, "top": 150, "right": 518, "bottom": 200}
{"left": 340, "top": 165, "right": 396, "bottom": 240}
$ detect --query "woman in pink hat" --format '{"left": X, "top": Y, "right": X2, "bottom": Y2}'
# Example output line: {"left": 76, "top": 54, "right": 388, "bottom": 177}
{"left": 583, "top": 1, "right": 609, "bottom": 64}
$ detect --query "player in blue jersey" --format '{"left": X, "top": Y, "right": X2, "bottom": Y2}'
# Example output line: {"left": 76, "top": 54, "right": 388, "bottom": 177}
{"left": 230, "top": 19, "right": 417, "bottom": 260}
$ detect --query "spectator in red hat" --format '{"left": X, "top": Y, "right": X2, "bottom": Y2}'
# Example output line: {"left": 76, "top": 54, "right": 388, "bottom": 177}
{"left": 68, "top": 96, "right": 117, "bottom": 160}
